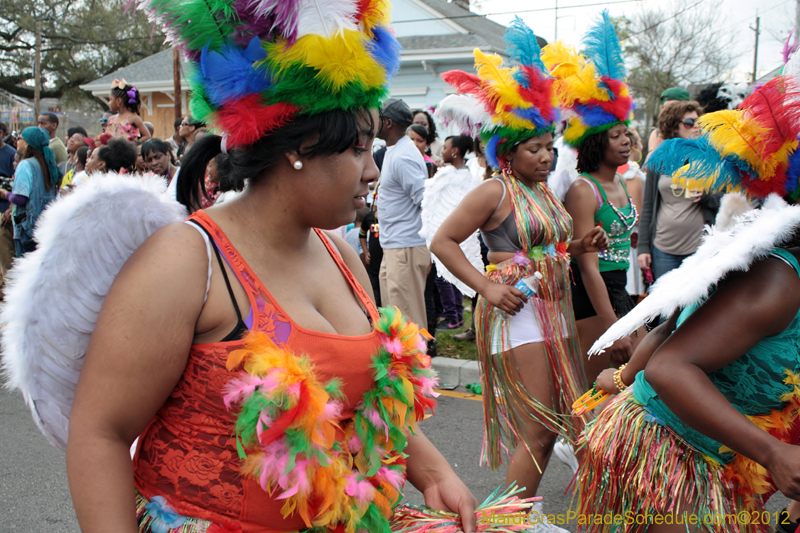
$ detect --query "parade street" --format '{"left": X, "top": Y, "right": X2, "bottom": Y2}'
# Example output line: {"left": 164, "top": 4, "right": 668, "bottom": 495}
{"left": 0, "top": 384, "right": 792, "bottom": 532}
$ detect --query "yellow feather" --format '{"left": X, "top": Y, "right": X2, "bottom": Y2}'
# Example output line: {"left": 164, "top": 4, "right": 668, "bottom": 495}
{"left": 542, "top": 41, "right": 607, "bottom": 106}
{"left": 279, "top": 30, "right": 385, "bottom": 90}
{"left": 473, "top": 49, "right": 528, "bottom": 114}
{"left": 697, "top": 110, "right": 770, "bottom": 172}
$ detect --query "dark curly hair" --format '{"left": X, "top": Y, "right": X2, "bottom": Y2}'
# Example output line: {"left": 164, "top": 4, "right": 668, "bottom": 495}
{"left": 658, "top": 100, "right": 704, "bottom": 140}
{"left": 576, "top": 130, "right": 610, "bottom": 174}
{"left": 111, "top": 84, "right": 141, "bottom": 115}
{"left": 96, "top": 137, "right": 138, "bottom": 173}
{"left": 411, "top": 109, "right": 437, "bottom": 145}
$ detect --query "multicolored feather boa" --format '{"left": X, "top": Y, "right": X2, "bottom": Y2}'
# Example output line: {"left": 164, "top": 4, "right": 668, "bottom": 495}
{"left": 222, "top": 307, "right": 438, "bottom": 533}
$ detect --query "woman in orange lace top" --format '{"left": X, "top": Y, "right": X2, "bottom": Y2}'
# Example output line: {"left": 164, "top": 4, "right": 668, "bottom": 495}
{"left": 66, "top": 106, "right": 478, "bottom": 533}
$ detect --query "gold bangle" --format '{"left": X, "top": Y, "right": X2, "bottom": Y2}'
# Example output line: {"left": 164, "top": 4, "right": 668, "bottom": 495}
{"left": 613, "top": 364, "right": 628, "bottom": 393}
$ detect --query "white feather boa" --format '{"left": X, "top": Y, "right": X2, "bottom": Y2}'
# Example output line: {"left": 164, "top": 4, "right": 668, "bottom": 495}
{"left": 590, "top": 194, "right": 800, "bottom": 355}
{"left": 1, "top": 174, "right": 187, "bottom": 449}
{"left": 419, "top": 165, "right": 483, "bottom": 297}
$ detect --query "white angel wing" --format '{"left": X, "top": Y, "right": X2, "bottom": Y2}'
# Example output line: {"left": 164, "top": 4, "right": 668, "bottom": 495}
{"left": 548, "top": 137, "right": 578, "bottom": 202}
{"left": 419, "top": 166, "right": 483, "bottom": 297}
{"left": 1, "top": 174, "right": 187, "bottom": 450}
{"left": 590, "top": 194, "right": 800, "bottom": 355}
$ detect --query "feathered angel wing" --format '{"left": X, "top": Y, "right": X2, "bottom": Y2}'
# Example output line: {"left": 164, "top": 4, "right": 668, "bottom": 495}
{"left": 419, "top": 167, "right": 482, "bottom": 297}
{"left": 1, "top": 174, "right": 187, "bottom": 450}
{"left": 589, "top": 194, "right": 800, "bottom": 355}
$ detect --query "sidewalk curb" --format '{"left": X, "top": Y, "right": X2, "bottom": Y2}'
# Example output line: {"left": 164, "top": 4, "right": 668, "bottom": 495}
{"left": 431, "top": 356, "right": 481, "bottom": 390}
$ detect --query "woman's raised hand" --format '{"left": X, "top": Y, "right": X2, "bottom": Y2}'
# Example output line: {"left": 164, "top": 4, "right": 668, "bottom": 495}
{"left": 581, "top": 226, "right": 609, "bottom": 253}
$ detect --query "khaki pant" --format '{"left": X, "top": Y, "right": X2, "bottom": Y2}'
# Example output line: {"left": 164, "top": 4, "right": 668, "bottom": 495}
{"left": 0, "top": 223, "right": 14, "bottom": 297}
{"left": 379, "top": 246, "right": 430, "bottom": 329}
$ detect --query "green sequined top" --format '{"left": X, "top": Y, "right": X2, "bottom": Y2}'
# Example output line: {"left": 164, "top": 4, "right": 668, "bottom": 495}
{"left": 576, "top": 174, "right": 638, "bottom": 272}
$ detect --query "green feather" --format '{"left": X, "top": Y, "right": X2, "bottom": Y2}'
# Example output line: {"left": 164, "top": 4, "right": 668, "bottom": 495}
{"left": 146, "top": 0, "right": 234, "bottom": 52}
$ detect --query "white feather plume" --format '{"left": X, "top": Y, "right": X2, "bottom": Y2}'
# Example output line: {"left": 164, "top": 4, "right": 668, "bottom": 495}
{"left": 1, "top": 174, "right": 187, "bottom": 450}
{"left": 296, "top": 0, "right": 359, "bottom": 39}
{"left": 433, "top": 95, "right": 493, "bottom": 137}
{"left": 590, "top": 194, "right": 800, "bottom": 355}
{"left": 547, "top": 137, "right": 579, "bottom": 202}
{"left": 419, "top": 165, "right": 483, "bottom": 297}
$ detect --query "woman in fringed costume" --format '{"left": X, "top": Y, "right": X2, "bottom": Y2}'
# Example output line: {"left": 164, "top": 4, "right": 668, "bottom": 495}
{"left": 60, "top": 0, "right": 487, "bottom": 531}
{"left": 572, "top": 73, "right": 800, "bottom": 533}
{"left": 430, "top": 18, "right": 607, "bottom": 522}
{"left": 542, "top": 12, "right": 642, "bottom": 382}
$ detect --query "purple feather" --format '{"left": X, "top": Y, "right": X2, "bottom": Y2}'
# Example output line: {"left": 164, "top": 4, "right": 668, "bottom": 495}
{"left": 231, "top": 0, "right": 274, "bottom": 45}
{"left": 783, "top": 29, "right": 799, "bottom": 65}
{"left": 243, "top": 0, "right": 301, "bottom": 43}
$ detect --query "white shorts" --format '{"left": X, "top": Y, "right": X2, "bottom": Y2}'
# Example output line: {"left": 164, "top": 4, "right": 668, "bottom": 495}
{"left": 490, "top": 301, "right": 545, "bottom": 354}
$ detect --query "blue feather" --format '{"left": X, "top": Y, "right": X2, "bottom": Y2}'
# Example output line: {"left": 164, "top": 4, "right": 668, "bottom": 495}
{"left": 511, "top": 106, "right": 549, "bottom": 129}
{"left": 485, "top": 134, "right": 501, "bottom": 168}
{"left": 646, "top": 136, "right": 747, "bottom": 191}
{"left": 504, "top": 17, "right": 546, "bottom": 75}
{"left": 367, "top": 26, "right": 402, "bottom": 80}
{"left": 582, "top": 10, "right": 626, "bottom": 81}
{"left": 786, "top": 149, "right": 800, "bottom": 194}
{"left": 575, "top": 104, "right": 617, "bottom": 128}
{"left": 199, "top": 37, "right": 270, "bottom": 106}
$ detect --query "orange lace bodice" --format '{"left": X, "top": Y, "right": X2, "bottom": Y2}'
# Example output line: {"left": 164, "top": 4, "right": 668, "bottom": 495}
{"left": 133, "top": 211, "right": 382, "bottom": 533}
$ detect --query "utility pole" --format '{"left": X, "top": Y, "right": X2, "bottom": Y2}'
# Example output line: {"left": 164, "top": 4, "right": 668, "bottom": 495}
{"left": 554, "top": 0, "right": 558, "bottom": 41}
{"left": 751, "top": 15, "right": 760, "bottom": 83}
{"left": 173, "top": 47, "right": 182, "bottom": 120}
{"left": 34, "top": 22, "right": 41, "bottom": 117}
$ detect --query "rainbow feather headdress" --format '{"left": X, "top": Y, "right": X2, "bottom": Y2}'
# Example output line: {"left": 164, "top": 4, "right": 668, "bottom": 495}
{"left": 436, "top": 17, "right": 559, "bottom": 169}
{"left": 646, "top": 75, "right": 800, "bottom": 199}
{"left": 541, "top": 10, "right": 633, "bottom": 148}
{"left": 133, "top": 0, "right": 401, "bottom": 148}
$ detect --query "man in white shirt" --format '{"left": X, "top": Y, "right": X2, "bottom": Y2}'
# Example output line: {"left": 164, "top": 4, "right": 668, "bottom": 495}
{"left": 376, "top": 98, "right": 430, "bottom": 329}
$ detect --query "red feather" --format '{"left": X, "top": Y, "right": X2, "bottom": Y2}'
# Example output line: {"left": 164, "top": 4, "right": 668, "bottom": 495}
{"left": 741, "top": 76, "right": 800, "bottom": 160}
{"left": 741, "top": 164, "right": 788, "bottom": 198}
{"left": 516, "top": 66, "right": 557, "bottom": 122}
{"left": 596, "top": 78, "right": 633, "bottom": 121}
{"left": 441, "top": 70, "right": 483, "bottom": 97}
{"left": 354, "top": 0, "right": 371, "bottom": 21}
{"left": 217, "top": 95, "right": 298, "bottom": 148}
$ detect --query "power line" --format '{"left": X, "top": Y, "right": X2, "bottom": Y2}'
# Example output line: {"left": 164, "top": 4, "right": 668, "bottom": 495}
{"left": 391, "top": 0, "right": 640, "bottom": 25}
{"left": 627, "top": 0, "right": 707, "bottom": 36}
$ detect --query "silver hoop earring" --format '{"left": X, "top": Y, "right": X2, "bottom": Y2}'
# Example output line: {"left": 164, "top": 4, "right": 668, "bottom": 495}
{"left": 293, "top": 160, "right": 303, "bottom": 170}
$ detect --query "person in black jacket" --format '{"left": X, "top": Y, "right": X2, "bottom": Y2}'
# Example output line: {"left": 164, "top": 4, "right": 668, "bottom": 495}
{"left": 638, "top": 101, "right": 721, "bottom": 281}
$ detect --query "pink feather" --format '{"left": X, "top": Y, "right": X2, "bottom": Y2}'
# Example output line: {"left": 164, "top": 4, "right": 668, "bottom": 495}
{"left": 376, "top": 466, "right": 404, "bottom": 489}
{"left": 345, "top": 475, "right": 376, "bottom": 504}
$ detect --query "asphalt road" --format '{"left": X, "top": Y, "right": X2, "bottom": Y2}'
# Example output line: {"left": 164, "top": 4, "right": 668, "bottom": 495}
{"left": 0, "top": 386, "right": 790, "bottom": 532}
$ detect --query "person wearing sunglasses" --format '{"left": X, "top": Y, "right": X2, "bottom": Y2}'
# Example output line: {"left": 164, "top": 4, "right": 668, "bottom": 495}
{"left": 638, "top": 100, "right": 721, "bottom": 283}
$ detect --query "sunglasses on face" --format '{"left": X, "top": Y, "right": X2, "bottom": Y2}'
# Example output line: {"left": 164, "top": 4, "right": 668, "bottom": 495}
{"left": 681, "top": 118, "right": 698, "bottom": 128}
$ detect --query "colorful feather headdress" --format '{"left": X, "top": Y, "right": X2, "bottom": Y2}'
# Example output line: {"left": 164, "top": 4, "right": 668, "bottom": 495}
{"left": 542, "top": 10, "right": 633, "bottom": 148}
{"left": 436, "top": 17, "right": 559, "bottom": 169}
{"left": 133, "top": 0, "right": 401, "bottom": 149}
{"left": 646, "top": 75, "right": 800, "bottom": 200}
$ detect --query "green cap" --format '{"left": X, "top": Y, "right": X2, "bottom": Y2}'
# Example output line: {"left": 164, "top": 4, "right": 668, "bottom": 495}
{"left": 660, "top": 87, "right": 690, "bottom": 103}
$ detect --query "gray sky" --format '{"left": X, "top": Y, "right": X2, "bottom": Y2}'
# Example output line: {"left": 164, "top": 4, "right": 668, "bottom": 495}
{"left": 472, "top": 0, "right": 797, "bottom": 81}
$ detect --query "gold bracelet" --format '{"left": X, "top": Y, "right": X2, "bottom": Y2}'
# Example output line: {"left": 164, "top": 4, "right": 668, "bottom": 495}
{"left": 613, "top": 364, "right": 628, "bottom": 393}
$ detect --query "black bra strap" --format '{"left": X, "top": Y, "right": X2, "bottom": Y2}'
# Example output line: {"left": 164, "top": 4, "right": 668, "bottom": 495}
{"left": 188, "top": 220, "right": 243, "bottom": 323}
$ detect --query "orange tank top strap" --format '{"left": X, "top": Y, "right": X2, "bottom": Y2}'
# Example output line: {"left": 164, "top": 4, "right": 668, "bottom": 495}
{"left": 313, "top": 227, "right": 380, "bottom": 324}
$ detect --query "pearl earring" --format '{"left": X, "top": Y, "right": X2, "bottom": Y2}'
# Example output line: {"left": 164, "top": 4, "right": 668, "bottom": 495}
{"left": 293, "top": 160, "right": 303, "bottom": 170}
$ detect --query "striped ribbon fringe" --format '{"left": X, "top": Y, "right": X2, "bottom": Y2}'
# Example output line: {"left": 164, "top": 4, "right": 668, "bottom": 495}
{"left": 575, "top": 391, "right": 769, "bottom": 533}
{"left": 475, "top": 256, "right": 588, "bottom": 470}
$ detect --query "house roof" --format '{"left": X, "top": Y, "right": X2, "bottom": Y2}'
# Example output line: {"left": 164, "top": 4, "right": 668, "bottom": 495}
{"left": 81, "top": 0, "right": 513, "bottom": 94}
{"left": 399, "top": 0, "right": 507, "bottom": 53}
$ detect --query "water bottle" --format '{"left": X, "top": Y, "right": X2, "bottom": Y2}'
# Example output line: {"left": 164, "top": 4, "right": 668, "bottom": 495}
{"left": 494, "top": 271, "right": 543, "bottom": 319}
